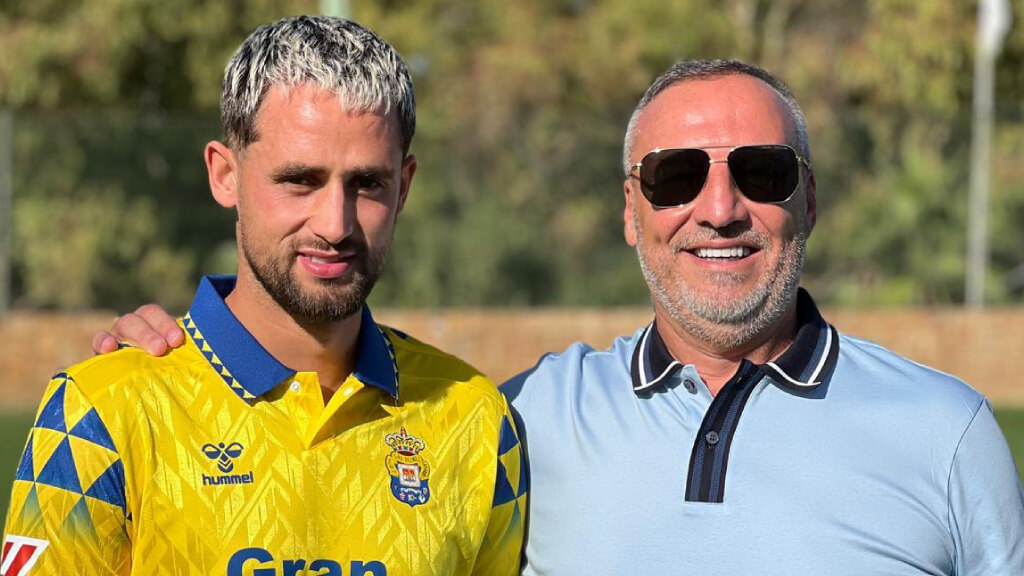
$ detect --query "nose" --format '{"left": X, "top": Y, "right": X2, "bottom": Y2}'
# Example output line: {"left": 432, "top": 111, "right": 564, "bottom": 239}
{"left": 689, "top": 160, "right": 750, "bottom": 229}
{"left": 308, "top": 182, "right": 354, "bottom": 245}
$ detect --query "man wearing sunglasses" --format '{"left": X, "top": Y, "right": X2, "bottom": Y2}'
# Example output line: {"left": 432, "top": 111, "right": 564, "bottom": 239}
{"left": 91, "top": 59, "right": 1023, "bottom": 574}
{"left": 503, "top": 60, "right": 1023, "bottom": 575}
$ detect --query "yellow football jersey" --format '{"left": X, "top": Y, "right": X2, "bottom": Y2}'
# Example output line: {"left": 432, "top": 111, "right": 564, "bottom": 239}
{"left": 2, "top": 276, "right": 526, "bottom": 576}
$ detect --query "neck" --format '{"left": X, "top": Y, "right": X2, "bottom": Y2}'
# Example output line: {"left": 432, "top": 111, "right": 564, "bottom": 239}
{"left": 654, "top": 298, "right": 799, "bottom": 396}
{"left": 226, "top": 272, "right": 361, "bottom": 393}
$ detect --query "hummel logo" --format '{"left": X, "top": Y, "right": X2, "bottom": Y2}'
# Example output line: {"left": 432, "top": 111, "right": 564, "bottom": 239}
{"left": 202, "top": 442, "right": 244, "bottom": 473}
{"left": 201, "top": 441, "right": 254, "bottom": 487}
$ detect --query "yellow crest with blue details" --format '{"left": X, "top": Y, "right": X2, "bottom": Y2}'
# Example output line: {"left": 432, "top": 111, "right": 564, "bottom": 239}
{"left": 385, "top": 428, "right": 431, "bottom": 507}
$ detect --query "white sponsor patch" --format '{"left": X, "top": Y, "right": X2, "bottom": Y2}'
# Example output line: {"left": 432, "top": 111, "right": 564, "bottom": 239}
{"left": 2, "top": 535, "right": 49, "bottom": 576}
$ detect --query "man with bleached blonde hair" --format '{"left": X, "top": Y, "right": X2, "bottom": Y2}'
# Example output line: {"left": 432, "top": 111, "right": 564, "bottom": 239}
{"left": 2, "top": 16, "right": 525, "bottom": 576}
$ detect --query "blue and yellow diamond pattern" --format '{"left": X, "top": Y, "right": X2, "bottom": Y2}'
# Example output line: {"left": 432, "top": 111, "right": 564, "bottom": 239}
{"left": 473, "top": 410, "right": 528, "bottom": 574}
{"left": 378, "top": 324, "right": 401, "bottom": 396}
{"left": 7, "top": 372, "right": 127, "bottom": 541}
{"left": 182, "top": 312, "right": 254, "bottom": 401}
{"left": 493, "top": 415, "right": 527, "bottom": 509}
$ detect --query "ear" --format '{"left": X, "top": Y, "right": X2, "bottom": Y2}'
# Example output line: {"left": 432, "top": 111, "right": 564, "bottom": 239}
{"left": 804, "top": 169, "right": 817, "bottom": 233}
{"left": 624, "top": 179, "right": 639, "bottom": 247}
{"left": 206, "top": 141, "right": 239, "bottom": 208}
{"left": 396, "top": 154, "right": 417, "bottom": 215}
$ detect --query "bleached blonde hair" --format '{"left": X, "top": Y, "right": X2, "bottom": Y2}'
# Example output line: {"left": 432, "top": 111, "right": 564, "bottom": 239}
{"left": 221, "top": 15, "right": 416, "bottom": 154}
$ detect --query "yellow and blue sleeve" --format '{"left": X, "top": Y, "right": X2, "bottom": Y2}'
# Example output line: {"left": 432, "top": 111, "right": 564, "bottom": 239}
{"left": 2, "top": 372, "right": 131, "bottom": 575}
{"left": 471, "top": 398, "right": 528, "bottom": 576}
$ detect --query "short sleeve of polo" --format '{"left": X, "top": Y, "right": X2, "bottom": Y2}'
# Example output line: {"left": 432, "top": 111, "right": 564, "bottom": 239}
{"left": 947, "top": 400, "right": 1024, "bottom": 574}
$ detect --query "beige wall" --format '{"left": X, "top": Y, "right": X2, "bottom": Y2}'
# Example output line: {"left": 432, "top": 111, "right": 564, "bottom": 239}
{"left": 1, "top": 308, "right": 1022, "bottom": 409}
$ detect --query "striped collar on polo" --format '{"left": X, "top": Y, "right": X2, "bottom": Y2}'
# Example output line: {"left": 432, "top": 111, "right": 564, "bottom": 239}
{"left": 630, "top": 288, "right": 840, "bottom": 394}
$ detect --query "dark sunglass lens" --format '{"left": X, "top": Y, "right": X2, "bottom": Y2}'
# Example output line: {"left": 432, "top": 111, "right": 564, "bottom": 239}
{"left": 642, "top": 148, "right": 709, "bottom": 206}
{"left": 729, "top": 145, "right": 799, "bottom": 202}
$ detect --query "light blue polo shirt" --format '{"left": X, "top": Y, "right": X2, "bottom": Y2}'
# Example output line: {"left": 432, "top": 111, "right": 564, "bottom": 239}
{"left": 502, "top": 290, "right": 1024, "bottom": 575}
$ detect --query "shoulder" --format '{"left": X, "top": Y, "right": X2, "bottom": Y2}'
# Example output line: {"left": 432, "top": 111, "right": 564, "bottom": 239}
{"left": 382, "top": 325, "right": 505, "bottom": 407}
{"left": 27, "top": 345, "right": 204, "bottom": 465}
{"left": 57, "top": 343, "right": 205, "bottom": 405}
{"left": 500, "top": 329, "right": 643, "bottom": 404}
{"left": 834, "top": 332, "right": 986, "bottom": 419}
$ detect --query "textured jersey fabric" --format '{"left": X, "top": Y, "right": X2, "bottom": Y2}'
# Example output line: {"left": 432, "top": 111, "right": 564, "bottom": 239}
{"left": 503, "top": 290, "right": 1024, "bottom": 576}
{"left": 2, "top": 276, "right": 526, "bottom": 576}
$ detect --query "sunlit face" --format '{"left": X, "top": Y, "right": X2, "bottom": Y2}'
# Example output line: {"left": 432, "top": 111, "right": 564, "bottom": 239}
{"left": 623, "top": 75, "right": 816, "bottom": 349}
{"left": 209, "top": 84, "right": 415, "bottom": 325}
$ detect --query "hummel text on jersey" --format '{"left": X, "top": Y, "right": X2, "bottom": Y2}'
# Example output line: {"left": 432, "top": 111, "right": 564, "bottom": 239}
{"left": 202, "top": 471, "right": 255, "bottom": 486}
{"left": 201, "top": 441, "right": 254, "bottom": 486}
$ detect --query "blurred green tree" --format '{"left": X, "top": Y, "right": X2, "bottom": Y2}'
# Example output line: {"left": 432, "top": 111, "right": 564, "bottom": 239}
{"left": 0, "top": 0, "right": 317, "bottom": 310}
{"left": 1, "top": 0, "right": 1022, "bottom": 309}
{"left": 804, "top": 0, "right": 1024, "bottom": 305}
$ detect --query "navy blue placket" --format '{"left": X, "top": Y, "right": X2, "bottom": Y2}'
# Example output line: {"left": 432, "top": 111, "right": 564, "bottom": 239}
{"left": 632, "top": 290, "right": 839, "bottom": 504}
{"left": 685, "top": 360, "right": 762, "bottom": 503}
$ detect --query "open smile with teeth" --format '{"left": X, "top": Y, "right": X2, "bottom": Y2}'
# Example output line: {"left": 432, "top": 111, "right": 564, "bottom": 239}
{"left": 308, "top": 255, "right": 345, "bottom": 264}
{"left": 693, "top": 246, "right": 753, "bottom": 260}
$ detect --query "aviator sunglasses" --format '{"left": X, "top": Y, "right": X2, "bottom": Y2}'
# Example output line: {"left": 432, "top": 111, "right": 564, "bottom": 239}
{"left": 628, "top": 144, "right": 811, "bottom": 208}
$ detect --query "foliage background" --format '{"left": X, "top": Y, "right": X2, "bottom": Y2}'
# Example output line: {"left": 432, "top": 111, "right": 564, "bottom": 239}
{"left": 2, "top": 0, "right": 1024, "bottom": 311}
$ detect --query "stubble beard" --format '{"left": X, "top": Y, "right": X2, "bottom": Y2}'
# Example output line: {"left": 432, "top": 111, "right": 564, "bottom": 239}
{"left": 632, "top": 206, "right": 807, "bottom": 352}
{"left": 240, "top": 222, "right": 390, "bottom": 326}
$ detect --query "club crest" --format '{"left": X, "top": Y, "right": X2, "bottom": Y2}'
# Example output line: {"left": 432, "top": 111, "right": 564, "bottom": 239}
{"left": 384, "top": 428, "right": 431, "bottom": 507}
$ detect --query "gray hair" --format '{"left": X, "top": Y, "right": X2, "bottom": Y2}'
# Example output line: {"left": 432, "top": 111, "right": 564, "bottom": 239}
{"left": 221, "top": 15, "right": 416, "bottom": 154}
{"left": 623, "top": 59, "right": 810, "bottom": 174}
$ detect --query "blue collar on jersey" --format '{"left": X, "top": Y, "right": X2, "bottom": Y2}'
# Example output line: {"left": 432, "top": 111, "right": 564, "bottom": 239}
{"left": 630, "top": 288, "right": 840, "bottom": 393}
{"left": 184, "top": 275, "right": 399, "bottom": 400}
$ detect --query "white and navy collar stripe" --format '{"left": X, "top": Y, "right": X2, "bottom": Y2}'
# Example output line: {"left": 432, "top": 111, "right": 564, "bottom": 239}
{"left": 630, "top": 288, "right": 840, "bottom": 393}
{"left": 630, "top": 322, "right": 684, "bottom": 393}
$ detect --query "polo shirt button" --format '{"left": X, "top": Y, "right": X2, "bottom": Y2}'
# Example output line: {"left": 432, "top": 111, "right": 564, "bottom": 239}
{"left": 289, "top": 381, "right": 301, "bottom": 392}
{"left": 683, "top": 378, "right": 697, "bottom": 393}
{"left": 705, "top": 431, "right": 720, "bottom": 445}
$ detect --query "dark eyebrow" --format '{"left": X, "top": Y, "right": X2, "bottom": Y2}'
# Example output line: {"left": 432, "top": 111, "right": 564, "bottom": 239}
{"left": 270, "top": 164, "right": 329, "bottom": 184}
{"left": 347, "top": 166, "right": 394, "bottom": 182}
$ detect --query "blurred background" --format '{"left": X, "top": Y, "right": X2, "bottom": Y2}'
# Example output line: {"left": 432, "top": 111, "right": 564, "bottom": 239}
{"left": 1, "top": 0, "right": 1023, "bottom": 517}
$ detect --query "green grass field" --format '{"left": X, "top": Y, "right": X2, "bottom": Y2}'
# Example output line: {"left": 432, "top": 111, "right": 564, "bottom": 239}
{"left": 1, "top": 409, "right": 1023, "bottom": 523}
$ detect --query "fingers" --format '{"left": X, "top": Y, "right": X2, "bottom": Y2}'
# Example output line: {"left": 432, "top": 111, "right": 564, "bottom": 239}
{"left": 108, "top": 303, "right": 184, "bottom": 356}
{"left": 90, "top": 303, "right": 186, "bottom": 356}
{"left": 91, "top": 330, "right": 121, "bottom": 355}
{"left": 110, "top": 312, "right": 168, "bottom": 356}
{"left": 91, "top": 304, "right": 185, "bottom": 357}
{"left": 134, "top": 304, "right": 185, "bottom": 348}
{"left": 166, "top": 325, "right": 186, "bottom": 347}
